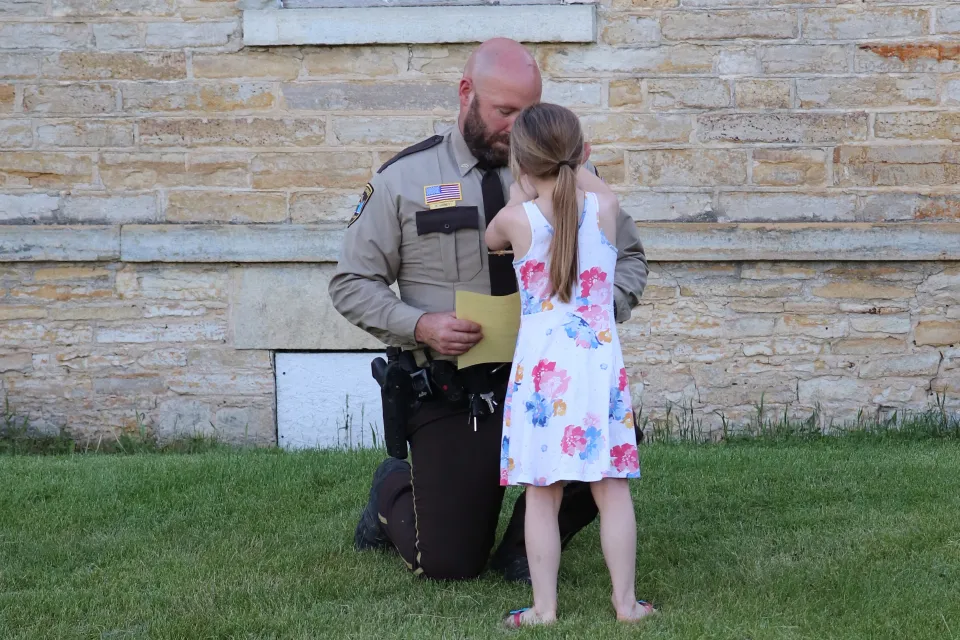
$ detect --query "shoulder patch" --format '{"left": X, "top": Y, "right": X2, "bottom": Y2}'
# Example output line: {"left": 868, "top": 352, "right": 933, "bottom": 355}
{"left": 348, "top": 182, "right": 374, "bottom": 228}
{"left": 377, "top": 135, "right": 444, "bottom": 174}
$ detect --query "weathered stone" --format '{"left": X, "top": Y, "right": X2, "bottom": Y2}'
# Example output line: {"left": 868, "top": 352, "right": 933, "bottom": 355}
{"left": 919, "top": 267, "right": 960, "bottom": 293}
{"left": 409, "top": 45, "right": 472, "bottom": 75}
{"left": 282, "top": 82, "right": 456, "bottom": 112}
{"left": 797, "top": 76, "right": 937, "bottom": 108}
{"left": 751, "top": 149, "right": 827, "bottom": 187}
{"left": 813, "top": 282, "right": 914, "bottom": 300}
{"left": 856, "top": 43, "right": 960, "bottom": 73}
{"left": 777, "top": 315, "right": 849, "bottom": 338}
{"left": 214, "top": 406, "right": 274, "bottom": 445}
{"left": 724, "top": 317, "right": 777, "bottom": 337}
{"left": 331, "top": 117, "right": 436, "bottom": 146}
{"left": 165, "top": 191, "right": 287, "bottom": 224}
{"left": 647, "top": 78, "right": 730, "bottom": 109}
{"left": 0, "top": 305, "right": 46, "bottom": 320}
{"left": 251, "top": 152, "right": 371, "bottom": 189}
{"left": 697, "top": 112, "right": 868, "bottom": 144}
{"left": 741, "top": 264, "right": 817, "bottom": 280}
{"left": 0, "top": 152, "right": 94, "bottom": 188}
{"left": 50, "top": 306, "right": 141, "bottom": 321}
{"left": 186, "top": 348, "right": 271, "bottom": 370}
{"left": 802, "top": 8, "right": 929, "bottom": 39}
{"left": 0, "top": 0, "right": 44, "bottom": 15}
{"left": 759, "top": 44, "right": 848, "bottom": 74}
{"left": 831, "top": 337, "right": 906, "bottom": 355}
{"left": 834, "top": 145, "right": 960, "bottom": 187}
{"left": 137, "top": 348, "right": 188, "bottom": 368}
{"left": 860, "top": 352, "right": 941, "bottom": 379}
{"left": 0, "top": 120, "right": 33, "bottom": 148}
{"left": 192, "top": 52, "right": 300, "bottom": 80}
{"left": 915, "top": 321, "right": 960, "bottom": 346}
{"left": 142, "top": 303, "right": 217, "bottom": 318}
{"left": 42, "top": 52, "right": 185, "bottom": 80}
{"left": 650, "top": 309, "right": 723, "bottom": 338}
{"left": 289, "top": 191, "right": 358, "bottom": 224}
{"left": 140, "top": 117, "right": 324, "bottom": 148}
{"left": 861, "top": 194, "right": 960, "bottom": 222}
{"left": 875, "top": 112, "right": 960, "bottom": 141}
{"left": 540, "top": 45, "right": 714, "bottom": 75}
{"left": 938, "top": 5, "right": 960, "bottom": 33}
{"left": 735, "top": 79, "right": 791, "bottom": 109}
{"left": 167, "top": 371, "right": 272, "bottom": 396}
{"left": 0, "top": 84, "right": 13, "bottom": 112}
{"left": 581, "top": 114, "right": 692, "bottom": 144}
{"left": 155, "top": 398, "right": 214, "bottom": 440}
{"left": 121, "top": 224, "right": 344, "bottom": 262}
{"left": 122, "top": 82, "right": 275, "bottom": 113}
{"left": 0, "top": 23, "right": 90, "bottom": 50}
{"left": 144, "top": 20, "right": 239, "bottom": 48}
{"left": 53, "top": 0, "right": 174, "bottom": 15}
{"left": 116, "top": 268, "right": 226, "bottom": 301}
{"left": 0, "top": 226, "right": 118, "bottom": 261}
{"left": 716, "top": 47, "right": 761, "bottom": 75}
{"left": 681, "top": 281, "right": 802, "bottom": 298}
{"left": 798, "top": 376, "right": 862, "bottom": 404}
{"left": 587, "top": 146, "right": 625, "bottom": 184}
{"left": 719, "top": 193, "right": 855, "bottom": 222}
{"left": 601, "top": 14, "right": 661, "bottom": 46}
{"left": 0, "top": 321, "right": 93, "bottom": 346}
{"left": 60, "top": 194, "right": 159, "bottom": 224}
{"left": 231, "top": 264, "right": 383, "bottom": 350}
{"left": 608, "top": 79, "right": 644, "bottom": 108}
{"left": 0, "top": 53, "right": 39, "bottom": 78}
{"left": 98, "top": 152, "right": 248, "bottom": 189}
{"left": 838, "top": 303, "right": 910, "bottom": 315}
{"left": 850, "top": 315, "right": 912, "bottom": 334}
{"left": 672, "top": 341, "right": 728, "bottom": 364}
{"left": 728, "top": 300, "right": 784, "bottom": 313}
{"left": 38, "top": 120, "right": 134, "bottom": 148}
{"left": 302, "top": 46, "right": 406, "bottom": 77}
{"left": 23, "top": 84, "right": 118, "bottom": 115}
{"left": 619, "top": 191, "right": 715, "bottom": 222}
{"left": 663, "top": 10, "right": 796, "bottom": 40}
{"left": 95, "top": 319, "right": 226, "bottom": 344}
{"left": 92, "top": 23, "right": 141, "bottom": 50}
{"left": 629, "top": 149, "right": 748, "bottom": 187}
{"left": 542, "top": 81, "right": 603, "bottom": 108}
{"left": 0, "top": 353, "right": 32, "bottom": 373}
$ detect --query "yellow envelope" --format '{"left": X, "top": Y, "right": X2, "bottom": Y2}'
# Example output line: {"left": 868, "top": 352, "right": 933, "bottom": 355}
{"left": 455, "top": 290, "right": 521, "bottom": 369}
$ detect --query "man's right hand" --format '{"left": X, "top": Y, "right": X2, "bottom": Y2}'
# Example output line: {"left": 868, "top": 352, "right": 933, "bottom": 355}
{"left": 414, "top": 312, "right": 483, "bottom": 356}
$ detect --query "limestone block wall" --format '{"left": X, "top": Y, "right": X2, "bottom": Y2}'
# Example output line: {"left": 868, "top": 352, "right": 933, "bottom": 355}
{"left": 1, "top": 0, "right": 959, "bottom": 443}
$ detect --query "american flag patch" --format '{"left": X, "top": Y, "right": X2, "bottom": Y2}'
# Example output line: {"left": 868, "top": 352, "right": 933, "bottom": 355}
{"left": 424, "top": 183, "right": 462, "bottom": 205}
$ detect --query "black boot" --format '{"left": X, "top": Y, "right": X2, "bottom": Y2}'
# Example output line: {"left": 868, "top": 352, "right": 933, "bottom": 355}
{"left": 354, "top": 457, "right": 410, "bottom": 551}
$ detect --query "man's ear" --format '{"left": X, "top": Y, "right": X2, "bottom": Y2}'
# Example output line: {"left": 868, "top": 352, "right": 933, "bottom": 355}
{"left": 458, "top": 78, "right": 473, "bottom": 110}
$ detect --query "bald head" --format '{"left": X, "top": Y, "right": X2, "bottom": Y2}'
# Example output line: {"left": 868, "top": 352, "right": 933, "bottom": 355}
{"left": 458, "top": 38, "right": 542, "bottom": 168}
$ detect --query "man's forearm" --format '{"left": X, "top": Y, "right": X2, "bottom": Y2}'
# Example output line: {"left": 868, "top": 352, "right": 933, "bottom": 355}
{"left": 328, "top": 273, "right": 424, "bottom": 348}
{"left": 612, "top": 207, "right": 648, "bottom": 323}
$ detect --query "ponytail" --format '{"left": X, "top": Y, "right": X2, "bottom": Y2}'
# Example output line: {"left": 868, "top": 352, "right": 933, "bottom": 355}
{"left": 549, "top": 164, "right": 578, "bottom": 304}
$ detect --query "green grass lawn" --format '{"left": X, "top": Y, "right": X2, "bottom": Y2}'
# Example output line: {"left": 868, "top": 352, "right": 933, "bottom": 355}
{"left": 2, "top": 441, "right": 959, "bottom": 639}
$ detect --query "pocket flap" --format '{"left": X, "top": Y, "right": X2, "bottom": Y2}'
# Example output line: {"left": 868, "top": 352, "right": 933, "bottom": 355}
{"left": 415, "top": 207, "right": 479, "bottom": 235}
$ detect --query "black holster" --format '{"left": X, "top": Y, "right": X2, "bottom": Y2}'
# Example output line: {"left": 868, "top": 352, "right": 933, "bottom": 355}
{"left": 371, "top": 347, "right": 417, "bottom": 460}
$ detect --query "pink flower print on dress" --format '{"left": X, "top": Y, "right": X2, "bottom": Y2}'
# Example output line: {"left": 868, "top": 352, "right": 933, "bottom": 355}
{"left": 532, "top": 360, "right": 569, "bottom": 400}
{"left": 519, "top": 260, "right": 550, "bottom": 314}
{"left": 611, "top": 444, "right": 640, "bottom": 474}
{"left": 577, "top": 305, "right": 612, "bottom": 344}
{"left": 618, "top": 367, "right": 629, "bottom": 392}
{"left": 561, "top": 425, "right": 587, "bottom": 456}
{"left": 578, "top": 267, "right": 613, "bottom": 306}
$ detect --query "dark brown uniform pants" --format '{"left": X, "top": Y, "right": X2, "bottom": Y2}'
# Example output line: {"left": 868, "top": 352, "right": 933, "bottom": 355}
{"left": 375, "top": 374, "right": 600, "bottom": 580}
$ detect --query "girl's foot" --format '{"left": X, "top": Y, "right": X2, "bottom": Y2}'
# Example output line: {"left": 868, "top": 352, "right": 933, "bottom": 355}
{"left": 502, "top": 607, "right": 556, "bottom": 629}
{"left": 616, "top": 599, "right": 657, "bottom": 623}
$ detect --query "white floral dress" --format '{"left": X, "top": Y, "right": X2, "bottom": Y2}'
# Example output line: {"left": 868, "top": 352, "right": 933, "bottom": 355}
{"left": 500, "top": 192, "right": 640, "bottom": 487}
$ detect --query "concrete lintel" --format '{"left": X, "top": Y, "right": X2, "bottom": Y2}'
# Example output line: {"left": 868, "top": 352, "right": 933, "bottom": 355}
{"left": 121, "top": 224, "right": 344, "bottom": 263}
{"left": 242, "top": 5, "right": 597, "bottom": 46}
{"left": 640, "top": 223, "right": 960, "bottom": 262}
{"left": 0, "top": 226, "right": 120, "bottom": 262}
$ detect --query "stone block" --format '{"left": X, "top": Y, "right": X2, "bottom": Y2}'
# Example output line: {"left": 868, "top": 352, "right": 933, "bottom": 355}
{"left": 23, "top": 84, "right": 118, "bottom": 115}
{"left": 938, "top": 6, "right": 960, "bottom": 34}
{"left": 540, "top": 45, "right": 714, "bottom": 75}
{"left": 647, "top": 78, "right": 730, "bottom": 109}
{"left": 589, "top": 147, "right": 625, "bottom": 184}
{"left": 725, "top": 317, "right": 777, "bottom": 338}
{"left": 740, "top": 264, "right": 817, "bottom": 280}
{"left": 331, "top": 117, "right": 436, "bottom": 146}
{"left": 875, "top": 112, "right": 960, "bottom": 141}
{"left": 751, "top": 149, "right": 827, "bottom": 187}
{"left": 186, "top": 348, "right": 271, "bottom": 370}
{"left": 165, "top": 191, "right": 287, "bottom": 224}
{"left": 650, "top": 309, "right": 723, "bottom": 338}
{"left": 728, "top": 300, "right": 784, "bottom": 313}
{"left": 681, "top": 281, "right": 802, "bottom": 298}
{"left": 716, "top": 47, "right": 761, "bottom": 75}
{"left": 797, "top": 76, "right": 937, "bottom": 108}
{"left": 120, "top": 224, "right": 344, "bottom": 262}
{"left": 0, "top": 0, "right": 44, "bottom": 15}
{"left": 50, "top": 306, "right": 142, "bottom": 321}
{"left": 95, "top": 319, "right": 226, "bottom": 344}
{"left": 302, "top": 46, "right": 406, "bottom": 77}
{"left": 121, "top": 82, "right": 275, "bottom": 113}
{"left": 944, "top": 79, "right": 960, "bottom": 106}
{"left": 214, "top": 406, "right": 275, "bottom": 445}
{"left": 53, "top": 0, "right": 174, "bottom": 15}
{"left": 289, "top": 191, "right": 359, "bottom": 224}
{"left": 0, "top": 152, "right": 94, "bottom": 189}
{"left": 850, "top": 315, "right": 911, "bottom": 334}
{"left": 144, "top": 20, "right": 239, "bottom": 48}
{"left": 759, "top": 45, "right": 848, "bottom": 74}
{"left": 542, "top": 81, "right": 603, "bottom": 108}
{"left": 581, "top": 114, "right": 692, "bottom": 144}
{"left": 0, "top": 23, "right": 90, "bottom": 50}
{"left": 832, "top": 337, "right": 906, "bottom": 355}
{"left": 0, "top": 353, "right": 32, "bottom": 373}
{"left": 834, "top": 145, "right": 960, "bottom": 187}
{"left": 719, "top": 193, "right": 855, "bottom": 222}
{"left": 192, "top": 52, "right": 300, "bottom": 79}
{"left": 167, "top": 371, "right": 272, "bottom": 396}
{"left": 601, "top": 14, "right": 660, "bottom": 46}
{"left": 798, "top": 376, "right": 863, "bottom": 404}
{"left": 861, "top": 194, "right": 960, "bottom": 222}
{"left": 98, "top": 152, "right": 249, "bottom": 189}
{"left": 855, "top": 43, "right": 960, "bottom": 73}
{"left": 0, "top": 194, "right": 59, "bottom": 223}
{"left": 914, "top": 321, "right": 960, "bottom": 346}
{"left": 92, "top": 24, "right": 141, "bottom": 50}
{"left": 697, "top": 112, "right": 867, "bottom": 144}
{"left": 0, "top": 306, "right": 46, "bottom": 320}
{"left": 776, "top": 315, "right": 849, "bottom": 338}
{"left": 231, "top": 264, "right": 384, "bottom": 350}
{"left": 58, "top": 194, "right": 158, "bottom": 224}
{"left": 282, "top": 81, "right": 456, "bottom": 112}
{"left": 812, "top": 282, "right": 914, "bottom": 300}
{"left": 735, "top": 79, "right": 791, "bottom": 109}
{"left": 919, "top": 267, "right": 960, "bottom": 293}
{"left": 859, "top": 352, "right": 941, "bottom": 379}
{"left": 662, "top": 10, "right": 796, "bottom": 40}
{"left": 0, "top": 84, "right": 13, "bottom": 112}
{"left": 803, "top": 7, "right": 928, "bottom": 39}
{"left": 629, "top": 149, "right": 748, "bottom": 187}
{"left": 42, "top": 52, "right": 185, "bottom": 80}
{"left": 0, "top": 120, "right": 33, "bottom": 148}
{"left": 619, "top": 191, "right": 715, "bottom": 222}
{"left": 0, "top": 53, "right": 40, "bottom": 78}
{"left": 609, "top": 79, "right": 644, "bottom": 108}
{"left": 251, "top": 152, "right": 371, "bottom": 189}
{"left": 116, "top": 267, "right": 227, "bottom": 301}
{"left": 38, "top": 120, "right": 134, "bottom": 148}
{"left": 155, "top": 398, "right": 214, "bottom": 440}
{"left": 409, "top": 45, "right": 472, "bottom": 75}
{"left": 139, "top": 117, "right": 324, "bottom": 148}
{"left": 0, "top": 321, "right": 93, "bottom": 346}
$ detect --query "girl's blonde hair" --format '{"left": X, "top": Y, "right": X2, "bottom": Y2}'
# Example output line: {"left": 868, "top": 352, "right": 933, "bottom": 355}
{"left": 509, "top": 102, "right": 584, "bottom": 304}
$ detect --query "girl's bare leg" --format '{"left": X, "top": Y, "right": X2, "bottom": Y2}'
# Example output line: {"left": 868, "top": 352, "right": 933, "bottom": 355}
{"left": 507, "top": 482, "right": 564, "bottom": 626}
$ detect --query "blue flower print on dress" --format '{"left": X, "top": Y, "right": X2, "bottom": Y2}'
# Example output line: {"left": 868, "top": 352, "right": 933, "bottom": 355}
{"left": 563, "top": 314, "right": 601, "bottom": 349}
{"left": 610, "top": 386, "right": 629, "bottom": 423}
{"left": 525, "top": 392, "right": 550, "bottom": 427}
{"left": 581, "top": 426, "right": 603, "bottom": 463}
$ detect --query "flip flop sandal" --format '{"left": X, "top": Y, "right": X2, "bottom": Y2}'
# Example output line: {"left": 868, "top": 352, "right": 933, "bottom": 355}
{"left": 617, "top": 600, "right": 658, "bottom": 623}
{"left": 502, "top": 607, "right": 548, "bottom": 629}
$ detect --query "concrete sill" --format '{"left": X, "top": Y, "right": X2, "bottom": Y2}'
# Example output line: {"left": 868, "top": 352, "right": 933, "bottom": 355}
{"left": 242, "top": 5, "right": 597, "bottom": 46}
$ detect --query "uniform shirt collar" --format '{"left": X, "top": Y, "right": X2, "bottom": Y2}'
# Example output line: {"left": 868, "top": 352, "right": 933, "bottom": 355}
{"left": 450, "top": 123, "right": 510, "bottom": 179}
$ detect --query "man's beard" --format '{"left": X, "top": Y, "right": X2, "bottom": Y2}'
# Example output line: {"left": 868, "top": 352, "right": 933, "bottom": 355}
{"left": 462, "top": 98, "right": 510, "bottom": 169}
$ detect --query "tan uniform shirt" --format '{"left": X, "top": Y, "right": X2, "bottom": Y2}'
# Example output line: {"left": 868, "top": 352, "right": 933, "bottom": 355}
{"left": 328, "top": 125, "right": 649, "bottom": 354}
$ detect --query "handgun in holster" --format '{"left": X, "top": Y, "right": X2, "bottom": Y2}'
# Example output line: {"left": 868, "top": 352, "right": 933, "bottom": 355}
{"left": 371, "top": 347, "right": 430, "bottom": 460}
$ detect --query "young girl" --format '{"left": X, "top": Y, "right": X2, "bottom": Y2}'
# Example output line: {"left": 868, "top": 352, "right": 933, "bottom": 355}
{"left": 485, "top": 103, "right": 655, "bottom": 628}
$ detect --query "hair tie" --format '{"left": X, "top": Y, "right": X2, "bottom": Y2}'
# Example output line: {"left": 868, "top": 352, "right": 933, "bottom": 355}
{"left": 557, "top": 160, "right": 574, "bottom": 169}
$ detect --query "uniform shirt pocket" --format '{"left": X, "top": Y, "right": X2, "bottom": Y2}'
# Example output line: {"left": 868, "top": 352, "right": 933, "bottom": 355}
{"left": 415, "top": 207, "right": 483, "bottom": 282}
